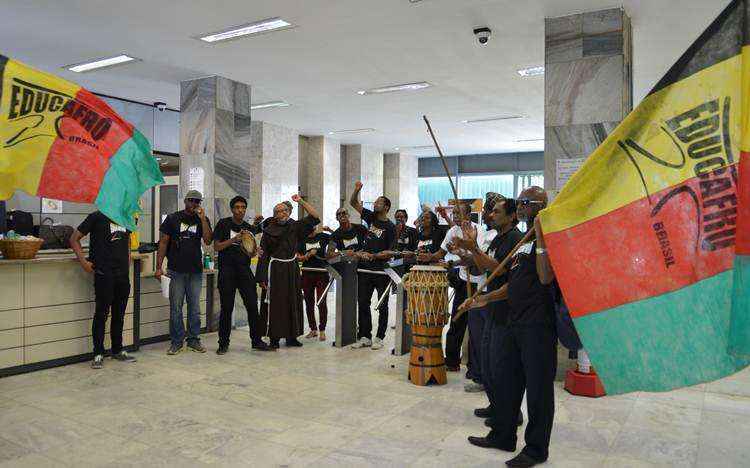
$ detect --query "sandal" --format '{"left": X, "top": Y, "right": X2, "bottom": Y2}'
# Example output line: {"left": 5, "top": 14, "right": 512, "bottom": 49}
{"left": 319, "top": 331, "right": 326, "bottom": 341}
{"left": 305, "top": 330, "right": 318, "bottom": 339}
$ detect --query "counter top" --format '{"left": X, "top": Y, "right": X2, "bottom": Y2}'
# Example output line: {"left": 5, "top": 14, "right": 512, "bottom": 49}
{"left": 0, "top": 252, "right": 151, "bottom": 265}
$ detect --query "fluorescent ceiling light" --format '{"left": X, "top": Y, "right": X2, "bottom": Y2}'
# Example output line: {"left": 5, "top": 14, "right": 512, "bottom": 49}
{"left": 251, "top": 101, "right": 290, "bottom": 110}
{"left": 66, "top": 54, "right": 137, "bottom": 73}
{"left": 399, "top": 145, "right": 434, "bottom": 151}
{"left": 517, "top": 66, "right": 545, "bottom": 77}
{"left": 328, "top": 128, "right": 376, "bottom": 135}
{"left": 357, "top": 82, "right": 431, "bottom": 95}
{"left": 461, "top": 115, "right": 524, "bottom": 124}
{"left": 515, "top": 138, "right": 544, "bottom": 142}
{"left": 199, "top": 18, "right": 292, "bottom": 43}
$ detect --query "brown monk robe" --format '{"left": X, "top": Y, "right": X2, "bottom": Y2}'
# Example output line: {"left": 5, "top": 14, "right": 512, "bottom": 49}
{"left": 257, "top": 195, "right": 320, "bottom": 348}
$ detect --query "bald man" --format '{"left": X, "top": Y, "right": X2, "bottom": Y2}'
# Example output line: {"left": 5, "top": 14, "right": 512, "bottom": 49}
{"left": 467, "top": 187, "right": 556, "bottom": 468}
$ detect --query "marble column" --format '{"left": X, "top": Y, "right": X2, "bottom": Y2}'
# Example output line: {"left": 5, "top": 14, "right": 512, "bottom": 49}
{"left": 544, "top": 8, "right": 632, "bottom": 193}
{"left": 383, "top": 152, "right": 419, "bottom": 223}
{"left": 299, "top": 136, "right": 341, "bottom": 228}
{"left": 250, "top": 121, "right": 300, "bottom": 218}
{"left": 341, "top": 144, "right": 383, "bottom": 223}
{"left": 180, "top": 76, "right": 252, "bottom": 223}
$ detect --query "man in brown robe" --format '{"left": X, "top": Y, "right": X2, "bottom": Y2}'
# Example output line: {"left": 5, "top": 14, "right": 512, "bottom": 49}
{"left": 257, "top": 194, "right": 320, "bottom": 348}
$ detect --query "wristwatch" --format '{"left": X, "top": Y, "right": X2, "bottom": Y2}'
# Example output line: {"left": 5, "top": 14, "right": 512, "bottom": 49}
{"left": 536, "top": 247, "right": 547, "bottom": 255}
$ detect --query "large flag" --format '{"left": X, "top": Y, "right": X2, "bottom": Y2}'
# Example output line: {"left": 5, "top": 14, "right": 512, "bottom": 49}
{"left": 539, "top": 0, "right": 750, "bottom": 394}
{"left": 0, "top": 55, "right": 164, "bottom": 231}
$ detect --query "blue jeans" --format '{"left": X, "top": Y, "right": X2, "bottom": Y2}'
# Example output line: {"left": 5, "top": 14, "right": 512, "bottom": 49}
{"left": 168, "top": 271, "right": 202, "bottom": 346}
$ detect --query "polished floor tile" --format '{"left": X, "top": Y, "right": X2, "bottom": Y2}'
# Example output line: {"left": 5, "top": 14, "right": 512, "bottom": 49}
{"left": 1, "top": 303, "right": 750, "bottom": 467}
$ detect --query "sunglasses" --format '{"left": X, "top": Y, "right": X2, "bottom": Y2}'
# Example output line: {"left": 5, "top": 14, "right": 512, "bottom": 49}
{"left": 186, "top": 198, "right": 202, "bottom": 204}
{"left": 517, "top": 198, "right": 544, "bottom": 206}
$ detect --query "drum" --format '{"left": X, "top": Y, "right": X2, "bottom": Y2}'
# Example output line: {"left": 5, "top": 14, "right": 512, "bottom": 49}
{"left": 403, "top": 265, "right": 449, "bottom": 386}
{"left": 240, "top": 231, "right": 258, "bottom": 258}
{"left": 403, "top": 265, "right": 449, "bottom": 327}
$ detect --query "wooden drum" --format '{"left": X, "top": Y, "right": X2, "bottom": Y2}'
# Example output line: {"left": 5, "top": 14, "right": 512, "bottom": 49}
{"left": 403, "top": 265, "right": 449, "bottom": 386}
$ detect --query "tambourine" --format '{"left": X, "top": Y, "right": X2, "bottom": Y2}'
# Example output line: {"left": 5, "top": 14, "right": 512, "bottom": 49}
{"left": 240, "top": 231, "right": 258, "bottom": 258}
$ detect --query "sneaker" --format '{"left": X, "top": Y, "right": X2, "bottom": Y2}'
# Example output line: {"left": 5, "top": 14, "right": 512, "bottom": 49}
{"left": 351, "top": 337, "right": 372, "bottom": 349}
{"left": 216, "top": 346, "right": 228, "bottom": 355}
{"left": 91, "top": 354, "right": 104, "bottom": 369}
{"left": 112, "top": 351, "right": 136, "bottom": 363}
{"left": 371, "top": 337, "right": 384, "bottom": 350}
{"left": 464, "top": 381, "right": 485, "bottom": 393}
{"left": 305, "top": 330, "right": 318, "bottom": 339}
{"left": 187, "top": 340, "right": 207, "bottom": 353}
{"left": 167, "top": 343, "right": 184, "bottom": 355}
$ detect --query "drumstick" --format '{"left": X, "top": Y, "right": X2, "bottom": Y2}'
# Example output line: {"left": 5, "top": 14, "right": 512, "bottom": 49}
{"left": 452, "top": 229, "right": 535, "bottom": 322}
{"left": 423, "top": 116, "right": 459, "bottom": 200}
{"left": 316, "top": 278, "right": 334, "bottom": 307}
{"left": 374, "top": 282, "right": 393, "bottom": 311}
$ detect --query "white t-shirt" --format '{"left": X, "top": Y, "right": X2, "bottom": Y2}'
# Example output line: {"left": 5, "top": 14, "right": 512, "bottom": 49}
{"left": 441, "top": 223, "right": 492, "bottom": 283}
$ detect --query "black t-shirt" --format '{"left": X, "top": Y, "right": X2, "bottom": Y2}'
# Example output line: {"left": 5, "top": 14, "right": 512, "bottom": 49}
{"left": 416, "top": 226, "right": 446, "bottom": 255}
{"left": 394, "top": 225, "right": 418, "bottom": 253}
{"left": 160, "top": 211, "right": 212, "bottom": 274}
{"left": 298, "top": 232, "right": 330, "bottom": 269}
{"left": 331, "top": 225, "right": 367, "bottom": 252}
{"left": 359, "top": 208, "right": 396, "bottom": 270}
{"left": 213, "top": 217, "right": 259, "bottom": 271}
{"left": 507, "top": 238, "right": 555, "bottom": 326}
{"left": 77, "top": 211, "right": 130, "bottom": 276}
{"left": 487, "top": 227, "right": 524, "bottom": 324}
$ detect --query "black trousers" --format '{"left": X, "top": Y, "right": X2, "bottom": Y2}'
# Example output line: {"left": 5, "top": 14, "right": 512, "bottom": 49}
{"left": 491, "top": 324, "right": 557, "bottom": 462}
{"left": 218, "top": 266, "right": 261, "bottom": 347}
{"left": 357, "top": 272, "right": 390, "bottom": 340}
{"left": 93, "top": 273, "right": 130, "bottom": 356}
{"left": 444, "top": 279, "right": 468, "bottom": 367}
{"left": 467, "top": 306, "right": 489, "bottom": 382}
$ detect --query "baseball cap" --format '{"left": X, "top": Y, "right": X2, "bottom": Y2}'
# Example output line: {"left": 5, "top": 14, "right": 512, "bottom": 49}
{"left": 185, "top": 190, "right": 203, "bottom": 200}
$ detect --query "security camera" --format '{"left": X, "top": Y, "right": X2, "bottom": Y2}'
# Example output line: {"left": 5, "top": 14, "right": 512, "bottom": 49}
{"left": 154, "top": 101, "right": 167, "bottom": 112}
{"left": 474, "top": 27, "right": 492, "bottom": 46}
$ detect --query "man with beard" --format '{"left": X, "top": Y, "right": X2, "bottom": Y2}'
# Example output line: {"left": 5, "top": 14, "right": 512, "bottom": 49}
{"left": 156, "top": 190, "right": 213, "bottom": 355}
{"left": 257, "top": 195, "right": 320, "bottom": 349}
{"left": 462, "top": 186, "right": 555, "bottom": 468}
{"left": 349, "top": 181, "right": 397, "bottom": 350}
{"left": 212, "top": 196, "right": 270, "bottom": 354}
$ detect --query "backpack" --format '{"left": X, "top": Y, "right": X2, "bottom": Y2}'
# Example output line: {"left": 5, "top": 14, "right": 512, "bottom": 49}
{"left": 7, "top": 210, "right": 34, "bottom": 235}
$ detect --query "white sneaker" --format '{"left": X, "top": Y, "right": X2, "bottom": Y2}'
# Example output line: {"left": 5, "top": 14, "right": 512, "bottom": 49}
{"left": 351, "top": 337, "right": 372, "bottom": 349}
{"left": 371, "top": 337, "right": 384, "bottom": 350}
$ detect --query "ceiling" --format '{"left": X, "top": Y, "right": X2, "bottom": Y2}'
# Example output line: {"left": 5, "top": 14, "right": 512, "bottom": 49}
{"left": 0, "top": 0, "right": 728, "bottom": 157}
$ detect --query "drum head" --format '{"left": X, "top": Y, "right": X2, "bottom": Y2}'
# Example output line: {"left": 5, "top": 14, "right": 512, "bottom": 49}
{"left": 241, "top": 233, "right": 257, "bottom": 257}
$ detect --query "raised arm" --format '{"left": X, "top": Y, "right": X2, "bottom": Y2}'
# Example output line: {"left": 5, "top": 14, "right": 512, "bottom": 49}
{"left": 292, "top": 194, "right": 320, "bottom": 220}
{"left": 349, "top": 181, "right": 364, "bottom": 214}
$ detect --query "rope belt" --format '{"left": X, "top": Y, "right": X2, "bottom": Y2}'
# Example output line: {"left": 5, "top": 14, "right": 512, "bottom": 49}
{"left": 264, "top": 256, "right": 298, "bottom": 305}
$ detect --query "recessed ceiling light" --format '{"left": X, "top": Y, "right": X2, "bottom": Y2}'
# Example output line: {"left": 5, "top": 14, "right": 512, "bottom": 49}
{"left": 66, "top": 54, "right": 138, "bottom": 73}
{"left": 517, "top": 66, "right": 545, "bottom": 77}
{"left": 251, "top": 101, "right": 290, "bottom": 110}
{"left": 461, "top": 115, "right": 524, "bottom": 124}
{"left": 198, "top": 17, "right": 292, "bottom": 43}
{"left": 515, "top": 138, "right": 544, "bottom": 142}
{"left": 357, "top": 82, "right": 432, "bottom": 95}
{"left": 328, "top": 128, "right": 376, "bottom": 135}
{"left": 399, "top": 145, "right": 434, "bottom": 151}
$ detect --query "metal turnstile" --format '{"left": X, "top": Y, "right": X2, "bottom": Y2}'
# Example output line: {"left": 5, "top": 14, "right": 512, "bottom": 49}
{"left": 327, "top": 256, "right": 359, "bottom": 347}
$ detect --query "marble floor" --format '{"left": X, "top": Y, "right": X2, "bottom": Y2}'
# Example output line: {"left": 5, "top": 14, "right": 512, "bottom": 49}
{"left": 1, "top": 310, "right": 750, "bottom": 468}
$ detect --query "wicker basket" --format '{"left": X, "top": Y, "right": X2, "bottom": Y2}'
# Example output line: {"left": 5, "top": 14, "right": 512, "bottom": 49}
{"left": 0, "top": 239, "right": 44, "bottom": 260}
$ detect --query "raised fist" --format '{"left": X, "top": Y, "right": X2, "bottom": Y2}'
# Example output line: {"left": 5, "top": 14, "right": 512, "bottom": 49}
{"left": 291, "top": 194, "right": 301, "bottom": 203}
{"left": 354, "top": 181, "right": 363, "bottom": 190}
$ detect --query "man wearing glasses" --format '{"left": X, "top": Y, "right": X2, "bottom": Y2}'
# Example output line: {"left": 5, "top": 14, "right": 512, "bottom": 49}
{"left": 466, "top": 186, "right": 556, "bottom": 468}
{"left": 155, "top": 190, "right": 213, "bottom": 355}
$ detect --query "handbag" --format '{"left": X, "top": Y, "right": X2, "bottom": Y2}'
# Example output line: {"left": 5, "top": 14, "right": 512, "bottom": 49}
{"left": 38, "top": 217, "right": 74, "bottom": 250}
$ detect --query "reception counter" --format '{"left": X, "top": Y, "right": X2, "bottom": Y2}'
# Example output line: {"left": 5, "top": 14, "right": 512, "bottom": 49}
{"left": 0, "top": 251, "right": 218, "bottom": 376}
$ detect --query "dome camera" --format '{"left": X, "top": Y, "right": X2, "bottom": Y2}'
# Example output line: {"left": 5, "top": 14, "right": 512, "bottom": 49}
{"left": 474, "top": 27, "right": 492, "bottom": 46}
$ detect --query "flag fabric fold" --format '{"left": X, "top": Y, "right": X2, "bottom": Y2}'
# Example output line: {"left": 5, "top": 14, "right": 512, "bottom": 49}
{"left": 0, "top": 54, "right": 164, "bottom": 231}
{"left": 539, "top": 0, "right": 750, "bottom": 394}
